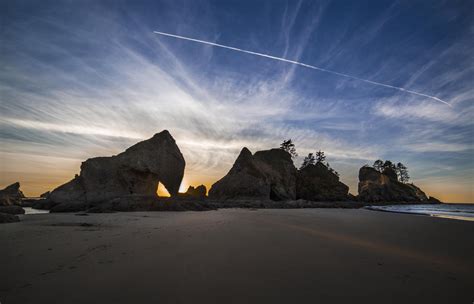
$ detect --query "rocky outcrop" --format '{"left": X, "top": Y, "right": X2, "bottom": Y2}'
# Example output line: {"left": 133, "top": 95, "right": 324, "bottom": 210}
{"left": 209, "top": 148, "right": 356, "bottom": 202}
{"left": 0, "top": 212, "right": 20, "bottom": 223}
{"left": 0, "top": 205, "right": 25, "bottom": 215}
{"left": 209, "top": 148, "right": 297, "bottom": 201}
{"left": 40, "top": 191, "right": 50, "bottom": 198}
{"left": 48, "top": 175, "right": 86, "bottom": 206}
{"left": 181, "top": 185, "right": 207, "bottom": 199}
{"left": 296, "top": 162, "right": 350, "bottom": 201}
{"left": 357, "top": 166, "right": 430, "bottom": 203}
{"left": 0, "top": 182, "right": 25, "bottom": 206}
{"left": 427, "top": 196, "right": 443, "bottom": 204}
{"left": 46, "top": 130, "right": 185, "bottom": 209}
{"left": 83, "top": 196, "right": 214, "bottom": 213}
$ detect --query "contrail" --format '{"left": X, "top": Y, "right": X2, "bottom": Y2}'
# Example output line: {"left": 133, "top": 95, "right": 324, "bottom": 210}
{"left": 153, "top": 31, "right": 451, "bottom": 106}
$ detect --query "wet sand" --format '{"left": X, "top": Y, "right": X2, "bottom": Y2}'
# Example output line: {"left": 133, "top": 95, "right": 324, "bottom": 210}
{"left": 1, "top": 209, "right": 473, "bottom": 303}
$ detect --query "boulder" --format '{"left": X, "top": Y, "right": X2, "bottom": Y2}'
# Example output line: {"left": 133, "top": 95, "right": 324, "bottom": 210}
{"left": 47, "top": 130, "right": 185, "bottom": 210}
{"left": 357, "top": 166, "right": 429, "bottom": 203}
{"left": 0, "top": 212, "right": 20, "bottom": 223}
{"left": 0, "top": 205, "right": 25, "bottom": 215}
{"left": 0, "top": 182, "right": 25, "bottom": 206}
{"left": 182, "top": 185, "right": 207, "bottom": 199}
{"left": 209, "top": 148, "right": 297, "bottom": 200}
{"left": 296, "top": 162, "right": 350, "bottom": 201}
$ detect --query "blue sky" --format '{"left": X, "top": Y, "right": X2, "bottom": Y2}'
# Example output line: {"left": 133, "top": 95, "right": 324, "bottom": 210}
{"left": 1, "top": 0, "right": 473, "bottom": 202}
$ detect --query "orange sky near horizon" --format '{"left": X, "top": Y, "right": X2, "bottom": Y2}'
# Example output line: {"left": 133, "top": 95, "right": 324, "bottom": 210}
{"left": 0, "top": 142, "right": 472, "bottom": 203}
{"left": 0, "top": 167, "right": 472, "bottom": 203}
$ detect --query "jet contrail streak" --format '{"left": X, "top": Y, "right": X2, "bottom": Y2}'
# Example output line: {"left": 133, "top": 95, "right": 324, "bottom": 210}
{"left": 153, "top": 31, "right": 451, "bottom": 106}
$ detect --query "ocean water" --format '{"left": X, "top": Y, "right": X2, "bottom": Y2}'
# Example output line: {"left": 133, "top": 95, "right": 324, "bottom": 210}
{"left": 367, "top": 204, "right": 474, "bottom": 222}
{"left": 23, "top": 207, "right": 49, "bottom": 214}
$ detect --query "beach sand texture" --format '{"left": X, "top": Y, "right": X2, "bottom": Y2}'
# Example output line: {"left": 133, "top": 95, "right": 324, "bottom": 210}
{"left": 1, "top": 209, "right": 473, "bottom": 303}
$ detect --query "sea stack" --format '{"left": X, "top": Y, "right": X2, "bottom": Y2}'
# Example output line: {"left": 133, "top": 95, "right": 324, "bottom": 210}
{"left": 357, "top": 166, "right": 431, "bottom": 203}
{"left": 209, "top": 148, "right": 297, "bottom": 200}
{"left": 296, "top": 162, "right": 351, "bottom": 201}
{"left": 45, "top": 130, "right": 185, "bottom": 210}
{"left": 209, "top": 147, "right": 352, "bottom": 202}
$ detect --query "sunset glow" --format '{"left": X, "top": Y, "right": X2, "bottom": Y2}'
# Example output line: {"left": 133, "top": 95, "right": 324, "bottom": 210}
{"left": 0, "top": 0, "right": 472, "bottom": 203}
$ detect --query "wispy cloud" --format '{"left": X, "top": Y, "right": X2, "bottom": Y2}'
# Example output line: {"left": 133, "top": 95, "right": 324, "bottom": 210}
{"left": 0, "top": 0, "right": 472, "bottom": 202}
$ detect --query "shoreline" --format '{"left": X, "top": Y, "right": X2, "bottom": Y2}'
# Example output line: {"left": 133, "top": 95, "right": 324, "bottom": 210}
{"left": 365, "top": 204, "right": 474, "bottom": 222}
{"left": 17, "top": 199, "right": 474, "bottom": 222}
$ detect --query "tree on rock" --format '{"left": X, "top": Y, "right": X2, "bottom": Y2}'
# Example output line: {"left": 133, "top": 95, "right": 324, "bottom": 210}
{"left": 396, "top": 162, "right": 410, "bottom": 183}
{"left": 373, "top": 159, "right": 384, "bottom": 172}
{"left": 372, "top": 159, "right": 410, "bottom": 183}
{"left": 315, "top": 150, "right": 326, "bottom": 163}
{"left": 280, "top": 139, "right": 298, "bottom": 158}
{"left": 300, "top": 153, "right": 316, "bottom": 169}
{"left": 383, "top": 160, "right": 395, "bottom": 170}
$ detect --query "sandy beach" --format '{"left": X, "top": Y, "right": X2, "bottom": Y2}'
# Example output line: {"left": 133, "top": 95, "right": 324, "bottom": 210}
{"left": 1, "top": 209, "right": 473, "bottom": 304}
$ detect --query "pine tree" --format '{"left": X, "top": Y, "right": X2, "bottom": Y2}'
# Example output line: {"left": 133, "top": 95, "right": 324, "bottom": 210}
{"left": 315, "top": 150, "right": 326, "bottom": 163}
{"left": 300, "top": 153, "right": 316, "bottom": 169}
{"left": 373, "top": 159, "right": 384, "bottom": 172}
{"left": 280, "top": 139, "right": 298, "bottom": 158}
{"left": 396, "top": 162, "right": 410, "bottom": 183}
{"left": 383, "top": 160, "right": 395, "bottom": 170}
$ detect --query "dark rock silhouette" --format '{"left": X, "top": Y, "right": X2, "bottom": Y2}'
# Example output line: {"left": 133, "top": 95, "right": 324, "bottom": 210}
{"left": 181, "top": 185, "right": 207, "bottom": 199}
{"left": 0, "top": 182, "right": 25, "bottom": 206}
{"left": 81, "top": 195, "right": 214, "bottom": 213}
{"left": 40, "top": 191, "right": 50, "bottom": 198}
{"left": 296, "top": 162, "right": 350, "bottom": 201}
{"left": 358, "top": 166, "right": 430, "bottom": 203}
{"left": 0, "top": 212, "right": 20, "bottom": 223}
{"left": 45, "top": 130, "right": 185, "bottom": 210}
{"left": 427, "top": 196, "right": 442, "bottom": 203}
{"left": 48, "top": 175, "right": 86, "bottom": 206}
{"left": 209, "top": 148, "right": 297, "bottom": 200}
{"left": 382, "top": 167, "right": 398, "bottom": 181}
{"left": 0, "top": 205, "right": 25, "bottom": 215}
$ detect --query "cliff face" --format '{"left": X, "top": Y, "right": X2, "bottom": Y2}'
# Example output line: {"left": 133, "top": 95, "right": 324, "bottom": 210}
{"left": 47, "top": 130, "right": 185, "bottom": 208}
{"left": 357, "top": 166, "right": 429, "bottom": 203}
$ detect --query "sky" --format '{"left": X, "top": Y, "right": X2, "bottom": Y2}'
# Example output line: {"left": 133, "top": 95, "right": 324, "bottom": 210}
{"left": 0, "top": 0, "right": 473, "bottom": 202}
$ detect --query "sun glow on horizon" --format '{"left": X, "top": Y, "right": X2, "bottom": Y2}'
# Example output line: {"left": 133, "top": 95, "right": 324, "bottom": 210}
{"left": 157, "top": 182, "right": 171, "bottom": 197}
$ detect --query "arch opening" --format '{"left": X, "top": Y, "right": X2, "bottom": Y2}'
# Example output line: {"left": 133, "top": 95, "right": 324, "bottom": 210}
{"left": 156, "top": 182, "right": 171, "bottom": 197}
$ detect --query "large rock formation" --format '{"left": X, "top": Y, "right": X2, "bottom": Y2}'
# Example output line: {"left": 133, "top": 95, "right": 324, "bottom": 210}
{"left": 296, "top": 162, "right": 350, "bottom": 201}
{"left": 357, "top": 166, "right": 430, "bottom": 203}
{"left": 209, "top": 148, "right": 297, "bottom": 200}
{"left": 46, "top": 130, "right": 185, "bottom": 209}
{"left": 0, "top": 182, "right": 25, "bottom": 206}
